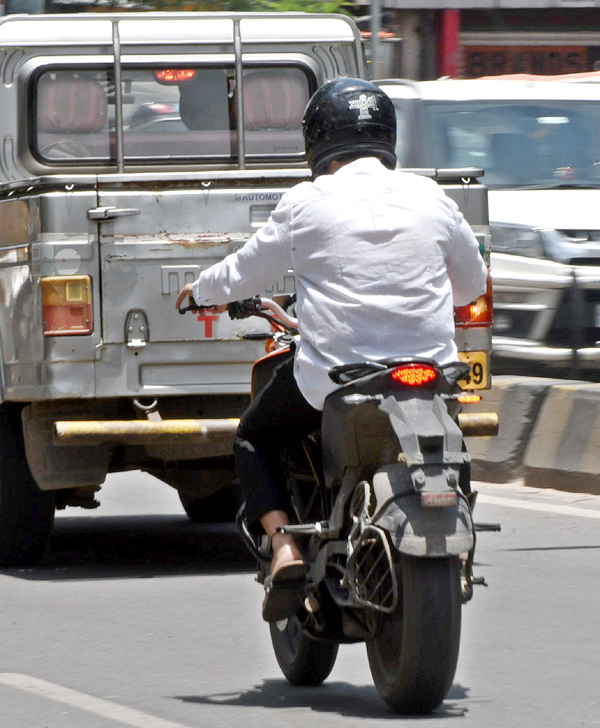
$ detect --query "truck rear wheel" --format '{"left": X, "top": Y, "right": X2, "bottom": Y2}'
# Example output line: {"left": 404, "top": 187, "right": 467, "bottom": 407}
{"left": 179, "top": 485, "right": 238, "bottom": 523}
{"left": 0, "top": 403, "right": 55, "bottom": 566}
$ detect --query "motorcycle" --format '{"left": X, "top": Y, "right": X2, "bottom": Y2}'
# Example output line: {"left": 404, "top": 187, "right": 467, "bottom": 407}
{"left": 181, "top": 295, "right": 499, "bottom": 714}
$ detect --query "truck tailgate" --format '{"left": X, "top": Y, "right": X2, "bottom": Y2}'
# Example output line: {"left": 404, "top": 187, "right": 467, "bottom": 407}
{"left": 96, "top": 176, "right": 300, "bottom": 345}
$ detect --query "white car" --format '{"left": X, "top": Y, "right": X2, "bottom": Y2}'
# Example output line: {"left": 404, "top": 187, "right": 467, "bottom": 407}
{"left": 379, "top": 77, "right": 600, "bottom": 376}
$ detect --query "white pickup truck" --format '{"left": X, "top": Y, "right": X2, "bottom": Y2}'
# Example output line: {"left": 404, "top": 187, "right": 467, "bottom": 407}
{"left": 0, "top": 12, "right": 491, "bottom": 565}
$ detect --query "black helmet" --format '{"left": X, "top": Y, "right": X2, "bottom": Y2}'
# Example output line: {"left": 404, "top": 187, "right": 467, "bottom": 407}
{"left": 302, "top": 78, "right": 397, "bottom": 177}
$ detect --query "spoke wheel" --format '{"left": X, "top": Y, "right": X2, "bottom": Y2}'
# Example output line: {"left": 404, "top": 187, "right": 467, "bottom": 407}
{"left": 366, "top": 556, "right": 462, "bottom": 714}
{"left": 270, "top": 614, "right": 339, "bottom": 686}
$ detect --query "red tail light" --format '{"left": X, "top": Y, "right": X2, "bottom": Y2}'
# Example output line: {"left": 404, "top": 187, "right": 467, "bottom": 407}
{"left": 391, "top": 363, "right": 438, "bottom": 386}
{"left": 455, "top": 271, "right": 493, "bottom": 328}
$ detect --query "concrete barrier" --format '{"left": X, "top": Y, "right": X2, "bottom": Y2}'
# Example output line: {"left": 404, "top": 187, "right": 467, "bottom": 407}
{"left": 523, "top": 383, "right": 600, "bottom": 495}
{"left": 465, "top": 375, "right": 568, "bottom": 483}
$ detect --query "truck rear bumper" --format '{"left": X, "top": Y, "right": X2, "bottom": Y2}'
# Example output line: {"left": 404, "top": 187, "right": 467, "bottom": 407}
{"left": 23, "top": 406, "right": 242, "bottom": 491}
{"left": 54, "top": 414, "right": 498, "bottom": 444}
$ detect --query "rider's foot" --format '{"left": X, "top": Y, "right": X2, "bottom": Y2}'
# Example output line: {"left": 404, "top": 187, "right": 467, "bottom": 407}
{"left": 270, "top": 531, "right": 304, "bottom": 576}
{"left": 262, "top": 532, "right": 306, "bottom": 622}
{"left": 260, "top": 509, "right": 305, "bottom": 574}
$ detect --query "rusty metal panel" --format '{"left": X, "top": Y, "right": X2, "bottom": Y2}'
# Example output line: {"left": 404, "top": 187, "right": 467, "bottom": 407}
{"left": 96, "top": 184, "right": 296, "bottom": 345}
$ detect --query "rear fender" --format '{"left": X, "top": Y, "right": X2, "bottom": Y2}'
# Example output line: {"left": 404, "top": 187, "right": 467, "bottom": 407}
{"left": 371, "top": 463, "right": 474, "bottom": 557}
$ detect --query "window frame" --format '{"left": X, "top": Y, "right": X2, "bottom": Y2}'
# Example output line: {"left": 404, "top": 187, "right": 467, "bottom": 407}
{"left": 28, "top": 56, "right": 318, "bottom": 168}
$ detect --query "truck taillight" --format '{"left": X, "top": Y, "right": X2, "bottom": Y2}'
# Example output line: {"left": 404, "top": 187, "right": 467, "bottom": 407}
{"left": 154, "top": 69, "right": 196, "bottom": 84}
{"left": 391, "top": 363, "right": 438, "bottom": 386}
{"left": 454, "top": 271, "right": 493, "bottom": 328}
{"left": 41, "top": 275, "right": 93, "bottom": 336}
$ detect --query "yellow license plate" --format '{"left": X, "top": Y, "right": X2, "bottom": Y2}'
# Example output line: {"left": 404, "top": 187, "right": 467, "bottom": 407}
{"left": 457, "top": 350, "right": 488, "bottom": 390}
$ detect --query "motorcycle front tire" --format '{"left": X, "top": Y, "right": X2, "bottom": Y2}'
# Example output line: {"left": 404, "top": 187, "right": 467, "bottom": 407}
{"left": 269, "top": 614, "right": 339, "bottom": 686}
{"left": 366, "top": 555, "right": 461, "bottom": 714}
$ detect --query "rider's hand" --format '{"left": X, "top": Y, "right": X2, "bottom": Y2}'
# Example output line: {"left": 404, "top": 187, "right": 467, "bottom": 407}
{"left": 175, "top": 283, "right": 195, "bottom": 311}
{"left": 175, "top": 283, "right": 227, "bottom": 313}
{"left": 203, "top": 304, "right": 228, "bottom": 314}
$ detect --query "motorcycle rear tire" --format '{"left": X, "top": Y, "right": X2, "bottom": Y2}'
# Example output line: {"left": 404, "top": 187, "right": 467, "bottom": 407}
{"left": 366, "top": 555, "right": 461, "bottom": 714}
{"left": 269, "top": 615, "right": 339, "bottom": 686}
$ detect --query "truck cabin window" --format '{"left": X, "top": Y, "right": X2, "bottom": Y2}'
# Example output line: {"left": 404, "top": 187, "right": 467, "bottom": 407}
{"left": 33, "top": 66, "right": 312, "bottom": 164}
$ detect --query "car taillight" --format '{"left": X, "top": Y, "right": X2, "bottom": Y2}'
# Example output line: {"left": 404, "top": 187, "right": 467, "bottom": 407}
{"left": 41, "top": 275, "right": 93, "bottom": 336}
{"left": 454, "top": 271, "right": 493, "bottom": 328}
{"left": 390, "top": 363, "right": 438, "bottom": 386}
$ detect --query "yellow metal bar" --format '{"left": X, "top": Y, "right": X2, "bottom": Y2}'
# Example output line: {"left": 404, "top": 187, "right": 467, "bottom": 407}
{"left": 54, "top": 419, "right": 240, "bottom": 446}
{"left": 457, "top": 412, "right": 499, "bottom": 438}
{"left": 54, "top": 413, "right": 499, "bottom": 445}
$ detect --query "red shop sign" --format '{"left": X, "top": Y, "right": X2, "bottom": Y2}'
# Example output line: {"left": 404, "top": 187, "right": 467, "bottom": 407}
{"left": 463, "top": 46, "right": 589, "bottom": 78}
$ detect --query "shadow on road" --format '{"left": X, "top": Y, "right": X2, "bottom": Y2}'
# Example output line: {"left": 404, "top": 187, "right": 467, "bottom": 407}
{"left": 174, "top": 679, "right": 469, "bottom": 720}
{"left": 0, "top": 517, "right": 255, "bottom": 581}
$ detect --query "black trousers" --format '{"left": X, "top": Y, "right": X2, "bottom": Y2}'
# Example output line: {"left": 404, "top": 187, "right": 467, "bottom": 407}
{"left": 234, "top": 351, "right": 322, "bottom": 531}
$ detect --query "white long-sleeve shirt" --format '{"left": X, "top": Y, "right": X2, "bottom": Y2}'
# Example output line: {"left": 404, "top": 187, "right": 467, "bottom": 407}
{"left": 193, "top": 157, "right": 488, "bottom": 410}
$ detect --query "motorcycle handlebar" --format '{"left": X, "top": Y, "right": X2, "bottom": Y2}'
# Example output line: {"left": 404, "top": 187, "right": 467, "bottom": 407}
{"left": 255, "top": 298, "right": 299, "bottom": 331}
{"left": 178, "top": 296, "right": 204, "bottom": 315}
{"left": 179, "top": 296, "right": 299, "bottom": 333}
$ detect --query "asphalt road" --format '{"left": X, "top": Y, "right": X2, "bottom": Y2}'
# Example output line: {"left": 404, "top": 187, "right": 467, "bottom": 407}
{"left": 0, "top": 472, "right": 598, "bottom": 728}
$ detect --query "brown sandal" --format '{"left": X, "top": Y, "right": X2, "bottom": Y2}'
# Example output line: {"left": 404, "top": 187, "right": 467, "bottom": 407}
{"left": 262, "top": 560, "right": 307, "bottom": 622}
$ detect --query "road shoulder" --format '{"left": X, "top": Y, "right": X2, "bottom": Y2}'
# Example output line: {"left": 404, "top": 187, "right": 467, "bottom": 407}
{"left": 474, "top": 479, "right": 600, "bottom": 517}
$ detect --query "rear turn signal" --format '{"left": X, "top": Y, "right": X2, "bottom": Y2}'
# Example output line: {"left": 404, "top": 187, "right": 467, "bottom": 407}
{"left": 457, "top": 393, "right": 482, "bottom": 404}
{"left": 42, "top": 275, "right": 93, "bottom": 336}
{"left": 454, "top": 271, "right": 493, "bottom": 328}
{"left": 391, "top": 363, "right": 438, "bottom": 386}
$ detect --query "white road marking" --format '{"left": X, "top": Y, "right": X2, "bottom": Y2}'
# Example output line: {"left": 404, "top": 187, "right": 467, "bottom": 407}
{"left": 0, "top": 673, "right": 191, "bottom": 728}
{"left": 478, "top": 493, "right": 600, "bottom": 519}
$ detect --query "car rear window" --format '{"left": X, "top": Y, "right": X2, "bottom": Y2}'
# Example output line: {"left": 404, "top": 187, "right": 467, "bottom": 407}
{"left": 32, "top": 65, "right": 313, "bottom": 165}
{"left": 416, "top": 100, "right": 600, "bottom": 189}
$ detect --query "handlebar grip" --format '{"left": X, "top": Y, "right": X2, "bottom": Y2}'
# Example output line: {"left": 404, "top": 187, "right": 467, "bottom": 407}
{"left": 227, "top": 296, "right": 262, "bottom": 320}
{"left": 179, "top": 296, "right": 204, "bottom": 314}
{"left": 180, "top": 296, "right": 261, "bottom": 317}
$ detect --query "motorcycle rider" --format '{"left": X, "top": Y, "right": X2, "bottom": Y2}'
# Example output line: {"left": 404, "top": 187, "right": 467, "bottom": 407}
{"left": 176, "top": 78, "right": 488, "bottom": 622}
